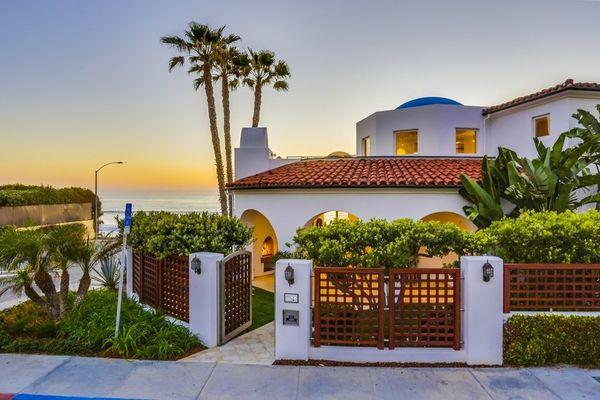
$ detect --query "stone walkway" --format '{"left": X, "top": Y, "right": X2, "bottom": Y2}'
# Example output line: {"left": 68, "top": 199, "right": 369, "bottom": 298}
{"left": 181, "top": 322, "right": 275, "bottom": 365}
{"left": 2, "top": 354, "right": 600, "bottom": 399}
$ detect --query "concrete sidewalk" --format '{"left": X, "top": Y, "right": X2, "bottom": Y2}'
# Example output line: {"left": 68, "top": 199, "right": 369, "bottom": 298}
{"left": 1, "top": 354, "right": 599, "bottom": 400}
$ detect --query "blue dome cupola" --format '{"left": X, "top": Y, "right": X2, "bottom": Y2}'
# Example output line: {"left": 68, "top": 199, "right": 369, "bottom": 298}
{"left": 397, "top": 97, "right": 462, "bottom": 109}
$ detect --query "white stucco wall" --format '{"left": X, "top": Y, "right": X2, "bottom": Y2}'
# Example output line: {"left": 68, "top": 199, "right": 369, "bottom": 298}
{"left": 356, "top": 104, "right": 485, "bottom": 157}
{"left": 485, "top": 92, "right": 600, "bottom": 158}
{"left": 232, "top": 188, "right": 470, "bottom": 252}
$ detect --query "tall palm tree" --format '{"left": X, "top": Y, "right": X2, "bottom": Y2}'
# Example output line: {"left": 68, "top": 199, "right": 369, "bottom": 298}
{"left": 213, "top": 43, "right": 242, "bottom": 188}
{"left": 161, "top": 23, "right": 234, "bottom": 215}
{"left": 240, "top": 49, "right": 290, "bottom": 127}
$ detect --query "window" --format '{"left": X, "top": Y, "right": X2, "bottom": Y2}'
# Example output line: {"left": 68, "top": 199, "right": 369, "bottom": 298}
{"left": 395, "top": 130, "right": 418, "bottom": 155}
{"left": 456, "top": 129, "right": 477, "bottom": 154}
{"left": 533, "top": 114, "right": 550, "bottom": 137}
{"left": 362, "top": 136, "right": 371, "bottom": 156}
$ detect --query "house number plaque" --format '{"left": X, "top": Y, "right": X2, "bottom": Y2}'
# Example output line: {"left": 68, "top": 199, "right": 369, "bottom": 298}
{"left": 284, "top": 293, "right": 299, "bottom": 303}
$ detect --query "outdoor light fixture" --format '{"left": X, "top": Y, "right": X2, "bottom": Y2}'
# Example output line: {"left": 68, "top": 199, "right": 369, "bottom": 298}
{"left": 482, "top": 260, "right": 494, "bottom": 282}
{"left": 191, "top": 256, "right": 202, "bottom": 275}
{"left": 285, "top": 264, "right": 295, "bottom": 286}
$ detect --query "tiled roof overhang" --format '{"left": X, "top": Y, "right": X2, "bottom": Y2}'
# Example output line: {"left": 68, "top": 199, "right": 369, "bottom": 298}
{"left": 482, "top": 79, "right": 600, "bottom": 115}
{"left": 227, "top": 157, "right": 482, "bottom": 190}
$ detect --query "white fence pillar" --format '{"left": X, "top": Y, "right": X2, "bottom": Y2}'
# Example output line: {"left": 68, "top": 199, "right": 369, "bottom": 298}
{"left": 188, "top": 252, "right": 223, "bottom": 348}
{"left": 125, "top": 246, "right": 133, "bottom": 298}
{"left": 461, "top": 256, "right": 504, "bottom": 366}
{"left": 275, "top": 259, "right": 312, "bottom": 361}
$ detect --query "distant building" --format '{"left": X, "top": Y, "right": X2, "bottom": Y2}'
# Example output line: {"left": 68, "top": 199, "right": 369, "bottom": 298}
{"left": 228, "top": 79, "right": 600, "bottom": 276}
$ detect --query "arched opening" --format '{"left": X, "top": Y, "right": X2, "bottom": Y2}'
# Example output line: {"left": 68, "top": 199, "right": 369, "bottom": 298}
{"left": 261, "top": 236, "right": 274, "bottom": 261}
{"left": 418, "top": 211, "right": 476, "bottom": 268}
{"left": 304, "top": 210, "right": 359, "bottom": 228}
{"left": 240, "top": 209, "right": 278, "bottom": 277}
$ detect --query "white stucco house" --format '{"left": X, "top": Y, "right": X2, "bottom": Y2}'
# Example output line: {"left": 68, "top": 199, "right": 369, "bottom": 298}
{"left": 227, "top": 79, "right": 600, "bottom": 276}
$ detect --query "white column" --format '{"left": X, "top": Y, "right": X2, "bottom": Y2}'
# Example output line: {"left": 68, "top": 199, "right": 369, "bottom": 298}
{"left": 461, "top": 256, "right": 504, "bottom": 366}
{"left": 125, "top": 246, "right": 133, "bottom": 298}
{"left": 275, "top": 259, "right": 312, "bottom": 361}
{"left": 188, "top": 252, "right": 223, "bottom": 348}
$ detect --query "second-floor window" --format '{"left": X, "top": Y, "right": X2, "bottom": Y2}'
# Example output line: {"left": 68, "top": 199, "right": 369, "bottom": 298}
{"left": 456, "top": 129, "right": 477, "bottom": 154}
{"left": 395, "top": 130, "right": 418, "bottom": 155}
{"left": 533, "top": 114, "right": 550, "bottom": 137}
{"left": 362, "top": 136, "right": 371, "bottom": 156}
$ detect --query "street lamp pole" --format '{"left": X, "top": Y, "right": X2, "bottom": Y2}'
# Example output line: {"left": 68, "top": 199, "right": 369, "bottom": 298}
{"left": 94, "top": 161, "right": 123, "bottom": 237}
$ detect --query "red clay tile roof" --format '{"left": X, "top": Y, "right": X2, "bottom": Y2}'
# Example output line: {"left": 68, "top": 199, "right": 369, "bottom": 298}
{"left": 227, "top": 157, "right": 482, "bottom": 190}
{"left": 483, "top": 79, "right": 600, "bottom": 115}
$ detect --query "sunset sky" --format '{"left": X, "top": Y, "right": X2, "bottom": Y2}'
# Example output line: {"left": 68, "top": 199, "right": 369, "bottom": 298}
{"left": 2, "top": 0, "right": 600, "bottom": 195}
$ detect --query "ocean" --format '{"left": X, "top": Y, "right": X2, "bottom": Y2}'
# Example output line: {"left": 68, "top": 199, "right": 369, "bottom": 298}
{"left": 99, "top": 192, "right": 220, "bottom": 235}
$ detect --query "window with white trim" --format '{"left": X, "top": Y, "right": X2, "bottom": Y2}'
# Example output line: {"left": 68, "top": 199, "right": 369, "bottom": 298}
{"left": 533, "top": 114, "right": 550, "bottom": 137}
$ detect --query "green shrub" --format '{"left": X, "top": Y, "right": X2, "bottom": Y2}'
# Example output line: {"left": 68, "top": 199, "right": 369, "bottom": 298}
{"left": 471, "top": 210, "right": 600, "bottom": 263}
{"left": 0, "top": 301, "right": 54, "bottom": 335}
{"left": 504, "top": 314, "right": 600, "bottom": 367}
{"left": 0, "top": 184, "right": 97, "bottom": 207}
{"left": 124, "top": 211, "right": 253, "bottom": 259}
{"left": 293, "top": 218, "right": 467, "bottom": 268}
{"left": 60, "top": 290, "right": 202, "bottom": 360}
{"left": 0, "top": 290, "right": 202, "bottom": 360}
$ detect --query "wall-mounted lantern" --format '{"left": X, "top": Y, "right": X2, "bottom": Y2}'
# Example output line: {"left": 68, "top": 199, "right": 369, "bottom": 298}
{"left": 285, "top": 264, "right": 295, "bottom": 286}
{"left": 482, "top": 260, "right": 494, "bottom": 282}
{"left": 191, "top": 256, "right": 202, "bottom": 275}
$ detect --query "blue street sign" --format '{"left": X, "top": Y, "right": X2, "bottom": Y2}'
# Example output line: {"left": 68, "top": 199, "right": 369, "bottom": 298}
{"left": 124, "top": 203, "right": 132, "bottom": 227}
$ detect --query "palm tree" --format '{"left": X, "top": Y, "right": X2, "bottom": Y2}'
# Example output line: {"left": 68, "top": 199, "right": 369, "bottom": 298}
{"left": 213, "top": 45, "right": 243, "bottom": 188}
{"left": 72, "top": 238, "right": 119, "bottom": 306}
{"left": 240, "top": 49, "right": 290, "bottom": 127}
{"left": 161, "top": 23, "right": 235, "bottom": 215}
{"left": 0, "top": 224, "right": 115, "bottom": 320}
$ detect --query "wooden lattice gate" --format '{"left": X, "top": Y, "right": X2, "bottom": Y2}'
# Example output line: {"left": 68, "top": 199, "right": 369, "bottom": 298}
{"left": 219, "top": 250, "right": 253, "bottom": 344}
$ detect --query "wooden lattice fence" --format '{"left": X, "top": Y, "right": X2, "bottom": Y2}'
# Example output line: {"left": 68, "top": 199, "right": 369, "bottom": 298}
{"left": 132, "top": 251, "right": 190, "bottom": 322}
{"left": 503, "top": 264, "right": 600, "bottom": 313}
{"left": 312, "top": 267, "right": 461, "bottom": 350}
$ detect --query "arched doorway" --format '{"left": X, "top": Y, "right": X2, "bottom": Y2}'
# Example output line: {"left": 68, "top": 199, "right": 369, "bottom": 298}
{"left": 304, "top": 210, "right": 359, "bottom": 228}
{"left": 240, "top": 209, "right": 278, "bottom": 277}
{"left": 418, "top": 211, "right": 476, "bottom": 268}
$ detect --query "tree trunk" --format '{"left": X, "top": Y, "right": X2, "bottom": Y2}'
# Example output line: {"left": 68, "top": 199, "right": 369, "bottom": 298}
{"left": 24, "top": 285, "right": 47, "bottom": 308}
{"left": 252, "top": 80, "right": 262, "bottom": 128}
{"left": 33, "top": 270, "right": 60, "bottom": 319}
{"left": 596, "top": 184, "right": 600, "bottom": 210}
{"left": 59, "top": 265, "right": 70, "bottom": 314}
{"left": 203, "top": 63, "right": 228, "bottom": 216}
{"left": 222, "top": 77, "right": 233, "bottom": 186}
{"left": 74, "top": 270, "right": 91, "bottom": 307}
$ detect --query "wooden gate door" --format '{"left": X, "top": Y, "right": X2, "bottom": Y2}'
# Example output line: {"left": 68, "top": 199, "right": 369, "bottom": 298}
{"left": 219, "top": 250, "right": 252, "bottom": 344}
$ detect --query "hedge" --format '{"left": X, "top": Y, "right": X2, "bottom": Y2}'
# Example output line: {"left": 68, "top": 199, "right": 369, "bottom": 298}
{"left": 286, "top": 210, "right": 600, "bottom": 268}
{"left": 470, "top": 210, "right": 600, "bottom": 263}
{"left": 504, "top": 314, "right": 600, "bottom": 367}
{"left": 0, "top": 184, "right": 97, "bottom": 207}
{"left": 292, "top": 218, "right": 468, "bottom": 268}
{"left": 124, "top": 211, "right": 253, "bottom": 259}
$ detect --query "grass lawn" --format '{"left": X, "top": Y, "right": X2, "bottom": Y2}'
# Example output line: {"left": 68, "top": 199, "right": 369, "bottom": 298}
{"left": 249, "top": 286, "right": 274, "bottom": 332}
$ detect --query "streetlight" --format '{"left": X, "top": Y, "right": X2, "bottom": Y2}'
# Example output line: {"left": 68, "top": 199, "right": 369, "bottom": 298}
{"left": 94, "top": 161, "right": 124, "bottom": 237}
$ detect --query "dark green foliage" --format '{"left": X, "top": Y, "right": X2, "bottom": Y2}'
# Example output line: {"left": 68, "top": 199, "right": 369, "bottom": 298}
{"left": 504, "top": 314, "right": 600, "bottom": 367}
{"left": 469, "top": 210, "right": 600, "bottom": 263}
{"left": 249, "top": 287, "right": 274, "bottom": 332}
{"left": 292, "top": 218, "right": 468, "bottom": 268}
{"left": 460, "top": 109, "right": 600, "bottom": 228}
{"left": 0, "top": 184, "right": 97, "bottom": 207}
{"left": 0, "top": 290, "right": 202, "bottom": 360}
{"left": 124, "top": 211, "right": 252, "bottom": 259}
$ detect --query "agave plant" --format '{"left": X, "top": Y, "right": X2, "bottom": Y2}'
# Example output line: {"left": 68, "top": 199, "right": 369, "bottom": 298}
{"left": 92, "top": 255, "right": 121, "bottom": 291}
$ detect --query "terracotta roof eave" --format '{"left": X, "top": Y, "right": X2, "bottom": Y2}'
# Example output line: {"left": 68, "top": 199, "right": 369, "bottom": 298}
{"left": 483, "top": 81, "right": 600, "bottom": 115}
{"left": 226, "top": 183, "right": 465, "bottom": 190}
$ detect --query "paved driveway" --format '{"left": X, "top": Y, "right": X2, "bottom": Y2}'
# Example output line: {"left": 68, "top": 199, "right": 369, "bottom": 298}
{"left": 1, "top": 354, "right": 599, "bottom": 399}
